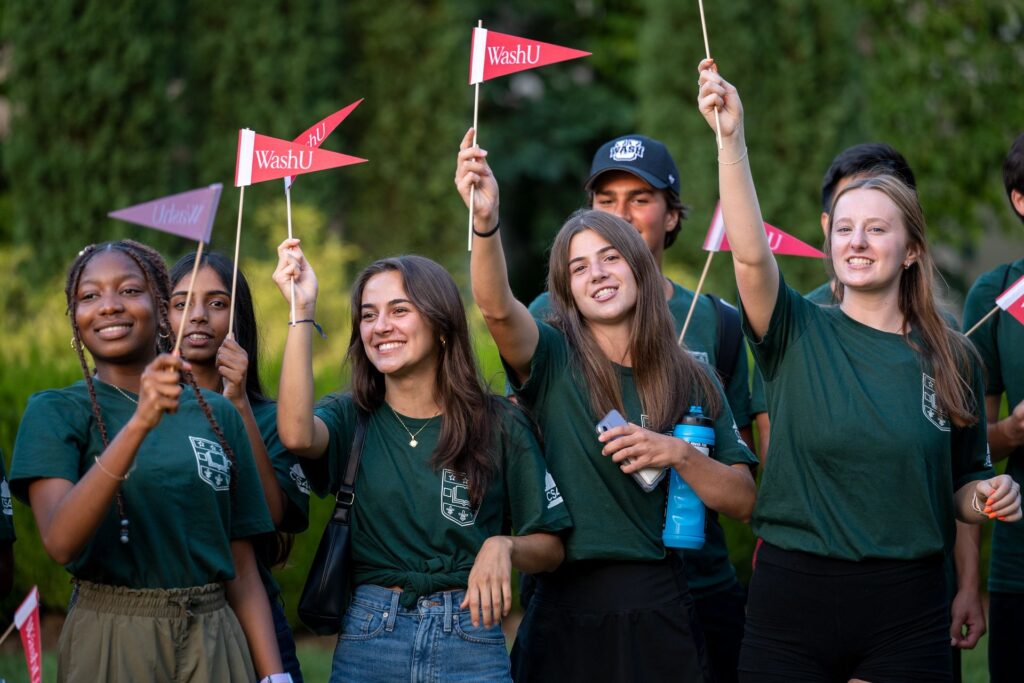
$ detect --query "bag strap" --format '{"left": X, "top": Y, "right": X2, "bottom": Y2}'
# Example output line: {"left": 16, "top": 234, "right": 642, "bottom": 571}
{"left": 334, "top": 408, "right": 368, "bottom": 511}
{"left": 706, "top": 293, "right": 742, "bottom": 388}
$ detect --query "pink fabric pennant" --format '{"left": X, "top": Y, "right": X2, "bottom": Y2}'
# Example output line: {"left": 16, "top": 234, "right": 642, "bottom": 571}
{"left": 469, "top": 27, "right": 589, "bottom": 84}
{"left": 108, "top": 184, "right": 223, "bottom": 244}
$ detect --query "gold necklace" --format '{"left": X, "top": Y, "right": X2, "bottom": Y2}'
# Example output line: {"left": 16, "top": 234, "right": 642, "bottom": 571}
{"left": 111, "top": 384, "right": 139, "bottom": 405}
{"left": 388, "top": 404, "right": 439, "bottom": 448}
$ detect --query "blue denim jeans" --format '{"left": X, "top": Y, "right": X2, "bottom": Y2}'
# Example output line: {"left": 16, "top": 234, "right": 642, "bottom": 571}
{"left": 330, "top": 584, "right": 511, "bottom": 683}
{"left": 271, "top": 596, "right": 303, "bottom": 683}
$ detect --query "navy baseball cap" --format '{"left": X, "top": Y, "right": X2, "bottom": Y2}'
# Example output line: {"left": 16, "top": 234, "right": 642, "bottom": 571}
{"left": 585, "top": 135, "right": 681, "bottom": 195}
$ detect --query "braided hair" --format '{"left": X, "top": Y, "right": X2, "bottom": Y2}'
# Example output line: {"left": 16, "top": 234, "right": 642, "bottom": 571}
{"left": 66, "top": 241, "right": 241, "bottom": 517}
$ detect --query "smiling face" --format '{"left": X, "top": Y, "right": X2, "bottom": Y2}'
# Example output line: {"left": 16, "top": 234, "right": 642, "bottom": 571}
{"left": 73, "top": 250, "right": 158, "bottom": 366}
{"left": 830, "top": 187, "right": 919, "bottom": 295}
{"left": 168, "top": 265, "right": 231, "bottom": 365}
{"left": 567, "top": 228, "right": 639, "bottom": 327}
{"left": 591, "top": 171, "right": 678, "bottom": 266}
{"left": 358, "top": 270, "right": 439, "bottom": 380}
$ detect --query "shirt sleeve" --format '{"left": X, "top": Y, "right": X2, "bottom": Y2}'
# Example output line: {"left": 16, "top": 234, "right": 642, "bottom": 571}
{"left": 723, "top": 336, "right": 753, "bottom": 428}
{"left": 951, "top": 355, "right": 997, "bottom": 490}
{"left": 749, "top": 368, "right": 767, "bottom": 418}
{"left": 10, "top": 390, "right": 92, "bottom": 502}
{"left": 501, "top": 319, "right": 565, "bottom": 407}
{"left": 497, "top": 401, "right": 572, "bottom": 537}
{"left": 701, "top": 370, "right": 759, "bottom": 469}
{"left": 213, "top": 398, "right": 274, "bottom": 540}
{"left": 739, "top": 270, "right": 818, "bottom": 382}
{"left": 311, "top": 393, "right": 358, "bottom": 497}
{"left": 963, "top": 266, "right": 1007, "bottom": 396}
{"left": 255, "top": 401, "right": 310, "bottom": 534}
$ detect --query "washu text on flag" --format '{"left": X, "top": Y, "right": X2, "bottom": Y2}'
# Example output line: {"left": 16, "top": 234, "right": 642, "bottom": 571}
{"left": 469, "top": 28, "right": 589, "bottom": 84}
{"left": 108, "top": 184, "right": 223, "bottom": 244}
{"left": 703, "top": 201, "right": 824, "bottom": 258}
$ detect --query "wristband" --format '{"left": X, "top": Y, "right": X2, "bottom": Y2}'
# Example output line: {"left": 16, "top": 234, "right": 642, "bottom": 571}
{"left": 289, "top": 319, "right": 327, "bottom": 339}
{"left": 971, "top": 491, "right": 986, "bottom": 516}
{"left": 472, "top": 219, "right": 500, "bottom": 238}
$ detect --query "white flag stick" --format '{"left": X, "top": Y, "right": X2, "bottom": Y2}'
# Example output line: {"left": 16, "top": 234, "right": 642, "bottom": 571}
{"left": 964, "top": 305, "right": 999, "bottom": 337}
{"left": 697, "top": 0, "right": 723, "bottom": 150}
{"left": 228, "top": 186, "right": 246, "bottom": 338}
{"left": 285, "top": 181, "right": 297, "bottom": 325}
{"left": 173, "top": 240, "right": 205, "bottom": 355}
{"left": 679, "top": 250, "right": 716, "bottom": 345}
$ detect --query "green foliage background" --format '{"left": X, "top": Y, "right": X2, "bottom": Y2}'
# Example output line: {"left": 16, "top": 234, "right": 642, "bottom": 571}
{"left": 0, "top": 0, "right": 1022, "bottom": 646}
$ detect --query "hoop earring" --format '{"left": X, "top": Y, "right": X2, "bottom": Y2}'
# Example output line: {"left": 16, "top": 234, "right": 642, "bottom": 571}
{"left": 70, "top": 336, "right": 80, "bottom": 351}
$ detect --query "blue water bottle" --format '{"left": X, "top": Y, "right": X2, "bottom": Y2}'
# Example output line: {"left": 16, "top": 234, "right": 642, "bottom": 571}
{"left": 663, "top": 406, "right": 715, "bottom": 549}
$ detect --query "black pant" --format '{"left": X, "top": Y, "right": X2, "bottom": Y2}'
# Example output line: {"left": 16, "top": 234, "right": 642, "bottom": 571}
{"left": 694, "top": 582, "right": 746, "bottom": 683}
{"left": 988, "top": 591, "right": 1024, "bottom": 683}
{"left": 511, "top": 558, "right": 712, "bottom": 682}
{"left": 739, "top": 543, "right": 950, "bottom": 682}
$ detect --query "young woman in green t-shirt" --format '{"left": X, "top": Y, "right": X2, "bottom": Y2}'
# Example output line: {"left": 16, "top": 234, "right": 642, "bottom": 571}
{"left": 456, "top": 130, "right": 758, "bottom": 680}
{"left": 698, "top": 59, "right": 1022, "bottom": 681}
{"left": 10, "top": 240, "right": 288, "bottom": 682}
{"left": 273, "top": 246, "right": 570, "bottom": 682}
{"left": 169, "top": 252, "right": 308, "bottom": 683}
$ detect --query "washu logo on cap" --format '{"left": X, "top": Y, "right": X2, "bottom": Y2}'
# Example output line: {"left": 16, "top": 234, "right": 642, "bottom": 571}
{"left": 609, "top": 138, "right": 646, "bottom": 162}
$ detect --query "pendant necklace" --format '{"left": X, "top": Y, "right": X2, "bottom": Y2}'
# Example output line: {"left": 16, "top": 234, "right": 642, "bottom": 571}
{"left": 388, "top": 404, "right": 439, "bottom": 448}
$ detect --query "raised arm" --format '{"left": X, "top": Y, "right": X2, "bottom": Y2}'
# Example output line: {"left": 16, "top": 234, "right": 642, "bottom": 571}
{"left": 273, "top": 238, "right": 330, "bottom": 458}
{"left": 28, "top": 354, "right": 184, "bottom": 564}
{"left": 455, "top": 128, "right": 538, "bottom": 383}
{"left": 697, "top": 59, "right": 779, "bottom": 338}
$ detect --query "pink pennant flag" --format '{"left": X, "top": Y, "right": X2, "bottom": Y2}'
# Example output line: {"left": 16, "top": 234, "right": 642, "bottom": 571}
{"left": 235, "top": 129, "right": 367, "bottom": 188}
{"left": 109, "top": 184, "right": 223, "bottom": 244}
{"left": 469, "top": 27, "right": 589, "bottom": 84}
{"left": 996, "top": 272, "right": 1024, "bottom": 327}
{"left": 14, "top": 587, "right": 42, "bottom": 683}
{"left": 285, "top": 98, "right": 363, "bottom": 189}
{"left": 703, "top": 202, "right": 825, "bottom": 258}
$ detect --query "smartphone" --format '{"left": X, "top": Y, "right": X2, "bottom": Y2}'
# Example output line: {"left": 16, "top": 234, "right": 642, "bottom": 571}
{"left": 596, "top": 409, "right": 667, "bottom": 493}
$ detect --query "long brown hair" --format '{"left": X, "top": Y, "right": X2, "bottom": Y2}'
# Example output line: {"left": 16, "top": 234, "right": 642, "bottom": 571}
{"left": 348, "top": 255, "right": 496, "bottom": 507}
{"left": 546, "top": 210, "right": 721, "bottom": 431}
{"left": 825, "top": 175, "right": 980, "bottom": 426}
{"left": 66, "top": 241, "right": 240, "bottom": 496}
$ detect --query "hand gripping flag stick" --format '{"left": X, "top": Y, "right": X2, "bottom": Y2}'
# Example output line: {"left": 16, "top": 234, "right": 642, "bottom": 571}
{"left": 466, "top": 23, "right": 590, "bottom": 250}
{"left": 283, "top": 100, "right": 363, "bottom": 323}
{"left": 234, "top": 127, "right": 367, "bottom": 335}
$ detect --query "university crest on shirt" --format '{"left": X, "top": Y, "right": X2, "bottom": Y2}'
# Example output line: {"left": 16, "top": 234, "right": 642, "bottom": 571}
{"left": 440, "top": 469, "right": 478, "bottom": 527}
{"left": 921, "top": 374, "right": 950, "bottom": 432}
{"left": 190, "top": 436, "right": 232, "bottom": 491}
{"left": 0, "top": 478, "right": 11, "bottom": 517}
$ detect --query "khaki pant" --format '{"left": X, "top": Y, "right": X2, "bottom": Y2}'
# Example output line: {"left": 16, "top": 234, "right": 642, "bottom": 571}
{"left": 58, "top": 580, "right": 256, "bottom": 683}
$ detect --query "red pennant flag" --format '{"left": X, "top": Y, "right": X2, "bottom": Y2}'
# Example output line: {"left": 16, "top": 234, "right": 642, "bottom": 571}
{"left": 996, "top": 272, "right": 1024, "bottom": 327}
{"left": 14, "top": 587, "right": 42, "bottom": 683}
{"left": 235, "top": 129, "right": 367, "bottom": 187}
{"left": 108, "top": 184, "right": 223, "bottom": 243}
{"left": 285, "top": 98, "right": 363, "bottom": 189}
{"left": 469, "top": 27, "right": 589, "bottom": 84}
{"left": 703, "top": 202, "right": 824, "bottom": 258}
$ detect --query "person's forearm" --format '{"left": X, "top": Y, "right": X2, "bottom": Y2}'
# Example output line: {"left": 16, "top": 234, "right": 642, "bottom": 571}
{"left": 676, "top": 456, "right": 756, "bottom": 523}
{"left": 33, "top": 417, "right": 150, "bottom": 564}
{"left": 226, "top": 540, "right": 282, "bottom": 677}
{"left": 988, "top": 418, "right": 1023, "bottom": 462}
{"left": 953, "top": 521, "right": 981, "bottom": 592}
{"left": 277, "top": 307, "right": 320, "bottom": 457}
{"left": 507, "top": 532, "right": 564, "bottom": 574}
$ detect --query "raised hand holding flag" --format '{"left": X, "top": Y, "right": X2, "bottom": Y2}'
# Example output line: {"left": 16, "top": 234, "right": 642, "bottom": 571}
{"left": 465, "top": 22, "right": 589, "bottom": 250}
{"left": 232, "top": 126, "right": 367, "bottom": 335}
{"left": 283, "top": 100, "right": 363, "bottom": 323}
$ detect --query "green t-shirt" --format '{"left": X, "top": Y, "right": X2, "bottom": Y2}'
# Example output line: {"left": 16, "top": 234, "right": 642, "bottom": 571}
{"left": 964, "top": 258, "right": 1024, "bottom": 593}
{"left": 744, "top": 274, "right": 993, "bottom": 560}
{"left": 10, "top": 380, "right": 274, "bottom": 588}
{"left": 750, "top": 280, "right": 960, "bottom": 416}
{"left": 0, "top": 451, "right": 15, "bottom": 543}
{"left": 250, "top": 398, "right": 310, "bottom": 599}
{"left": 530, "top": 284, "right": 752, "bottom": 427}
{"left": 313, "top": 393, "right": 571, "bottom": 608}
{"left": 750, "top": 280, "right": 834, "bottom": 417}
{"left": 529, "top": 285, "right": 755, "bottom": 595}
{"left": 507, "top": 321, "right": 757, "bottom": 566}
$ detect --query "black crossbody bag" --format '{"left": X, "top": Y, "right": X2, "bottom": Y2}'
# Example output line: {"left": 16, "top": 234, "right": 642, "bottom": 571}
{"left": 297, "top": 409, "right": 368, "bottom": 635}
